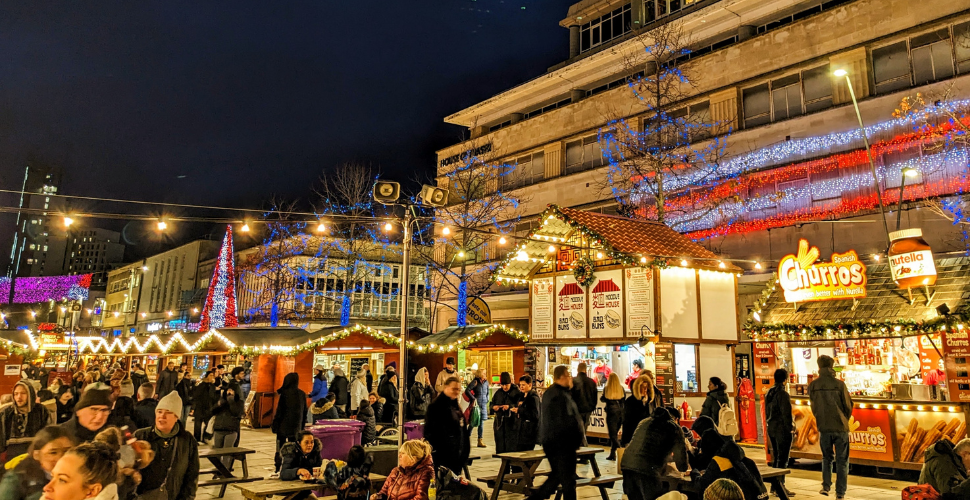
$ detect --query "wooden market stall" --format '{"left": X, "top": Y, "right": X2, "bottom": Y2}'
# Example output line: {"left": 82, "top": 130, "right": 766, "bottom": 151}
{"left": 411, "top": 324, "right": 530, "bottom": 387}
{"left": 492, "top": 205, "right": 742, "bottom": 439}
{"left": 744, "top": 245, "right": 970, "bottom": 470}
{"left": 0, "top": 329, "right": 35, "bottom": 395}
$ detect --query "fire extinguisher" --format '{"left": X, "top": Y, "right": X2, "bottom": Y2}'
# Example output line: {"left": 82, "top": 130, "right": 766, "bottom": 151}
{"left": 737, "top": 378, "right": 758, "bottom": 443}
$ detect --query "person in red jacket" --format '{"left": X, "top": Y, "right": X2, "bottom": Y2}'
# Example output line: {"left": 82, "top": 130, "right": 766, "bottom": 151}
{"left": 372, "top": 439, "right": 435, "bottom": 500}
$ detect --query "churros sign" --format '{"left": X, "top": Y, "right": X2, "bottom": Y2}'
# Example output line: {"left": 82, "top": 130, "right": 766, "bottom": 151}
{"left": 779, "top": 239, "right": 867, "bottom": 303}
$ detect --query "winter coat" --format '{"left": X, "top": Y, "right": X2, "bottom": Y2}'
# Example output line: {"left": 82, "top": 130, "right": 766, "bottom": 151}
{"left": 279, "top": 437, "right": 323, "bottom": 480}
{"left": 464, "top": 377, "right": 490, "bottom": 418}
{"left": 132, "top": 399, "right": 158, "bottom": 430}
{"left": 371, "top": 398, "right": 385, "bottom": 425}
{"left": 331, "top": 374, "right": 350, "bottom": 407}
{"left": 212, "top": 396, "right": 244, "bottom": 433}
{"left": 621, "top": 377, "right": 661, "bottom": 447}
{"left": 378, "top": 453, "right": 435, "bottom": 500}
{"left": 349, "top": 376, "right": 368, "bottom": 413}
{"left": 601, "top": 394, "right": 624, "bottom": 442}
{"left": 58, "top": 415, "right": 110, "bottom": 444}
{"left": 538, "top": 383, "right": 584, "bottom": 453}
{"left": 378, "top": 378, "right": 399, "bottom": 423}
{"left": 808, "top": 367, "right": 854, "bottom": 433}
{"left": 309, "top": 375, "right": 329, "bottom": 403}
{"left": 764, "top": 384, "right": 794, "bottom": 435}
{"left": 490, "top": 386, "right": 521, "bottom": 454}
{"left": 109, "top": 396, "right": 135, "bottom": 429}
{"left": 408, "top": 382, "right": 435, "bottom": 418}
{"left": 919, "top": 438, "right": 970, "bottom": 497}
{"left": 191, "top": 381, "right": 217, "bottom": 421}
{"left": 312, "top": 399, "right": 340, "bottom": 421}
{"left": 691, "top": 440, "right": 768, "bottom": 500}
{"left": 155, "top": 368, "right": 178, "bottom": 399}
{"left": 516, "top": 389, "right": 541, "bottom": 451}
{"left": 272, "top": 374, "right": 308, "bottom": 439}
{"left": 0, "top": 455, "right": 47, "bottom": 500}
{"left": 175, "top": 375, "right": 195, "bottom": 408}
{"left": 55, "top": 398, "right": 74, "bottom": 425}
{"left": 324, "top": 454, "right": 374, "bottom": 500}
{"left": 700, "top": 388, "right": 730, "bottom": 425}
{"left": 134, "top": 421, "right": 199, "bottom": 500}
{"left": 357, "top": 401, "right": 377, "bottom": 444}
{"left": 130, "top": 369, "right": 148, "bottom": 391}
{"left": 570, "top": 373, "right": 598, "bottom": 415}
{"left": 0, "top": 381, "right": 53, "bottom": 452}
{"left": 621, "top": 408, "right": 689, "bottom": 476}
{"left": 690, "top": 428, "right": 726, "bottom": 472}
{"left": 435, "top": 368, "right": 457, "bottom": 394}
{"left": 424, "top": 394, "right": 468, "bottom": 475}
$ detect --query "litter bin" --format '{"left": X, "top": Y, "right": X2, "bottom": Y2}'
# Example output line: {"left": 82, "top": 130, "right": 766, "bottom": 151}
{"left": 404, "top": 420, "right": 425, "bottom": 441}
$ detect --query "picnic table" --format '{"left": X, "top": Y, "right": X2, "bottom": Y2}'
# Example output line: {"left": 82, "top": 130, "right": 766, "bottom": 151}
{"left": 233, "top": 473, "right": 387, "bottom": 500}
{"left": 662, "top": 466, "right": 792, "bottom": 500}
{"left": 479, "top": 447, "right": 621, "bottom": 500}
{"left": 198, "top": 447, "right": 262, "bottom": 498}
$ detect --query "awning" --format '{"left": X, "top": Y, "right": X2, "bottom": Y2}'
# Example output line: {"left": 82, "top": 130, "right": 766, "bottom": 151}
{"left": 413, "top": 324, "right": 529, "bottom": 353}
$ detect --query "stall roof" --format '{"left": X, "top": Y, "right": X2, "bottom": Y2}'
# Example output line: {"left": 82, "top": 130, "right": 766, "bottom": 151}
{"left": 413, "top": 324, "right": 530, "bottom": 352}
{"left": 494, "top": 205, "right": 740, "bottom": 281}
{"left": 0, "top": 330, "right": 31, "bottom": 347}
{"left": 745, "top": 257, "right": 970, "bottom": 341}
{"left": 214, "top": 327, "right": 312, "bottom": 346}
{"left": 308, "top": 326, "right": 429, "bottom": 343}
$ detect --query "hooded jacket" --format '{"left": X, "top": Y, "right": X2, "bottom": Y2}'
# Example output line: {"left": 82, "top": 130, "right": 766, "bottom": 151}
{"left": 349, "top": 372, "right": 368, "bottom": 413}
{"left": 356, "top": 401, "right": 377, "bottom": 444}
{"left": 0, "top": 381, "right": 52, "bottom": 452}
{"left": 331, "top": 369, "right": 350, "bottom": 408}
{"left": 622, "top": 376, "right": 661, "bottom": 447}
{"left": 312, "top": 397, "right": 340, "bottom": 421}
{"left": 309, "top": 372, "right": 329, "bottom": 403}
{"left": 378, "top": 376, "right": 399, "bottom": 423}
{"left": 134, "top": 420, "right": 200, "bottom": 500}
{"left": 621, "top": 408, "right": 689, "bottom": 476}
{"left": 808, "top": 367, "right": 854, "bottom": 433}
{"left": 279, "top": 437, "right": 323, "bottom": 480}
{"left": 272, "top": 373, "right": 307, "bottom": 438}
{"left": 212, "top": 391, "right": 245, "bottom": 432}
{"left": 919, "top": 439, "right": 970, "bottom": 496}
{"left": 764, "top": 383, "right": 794, "bottom": 435}
{"left": 691, "top": 440, "right": 768, "bottom": 500}
{"left": 130, "top": 368, "right": 148, "bottom": 390}
{"left": 425, "top": 393, "right": 469, "bottom": 474}
{"left": 378, "top": 453, "right": 435, "bottom": 500}
{"left": 408, "top": 372, "right": 435, "bottom": 418}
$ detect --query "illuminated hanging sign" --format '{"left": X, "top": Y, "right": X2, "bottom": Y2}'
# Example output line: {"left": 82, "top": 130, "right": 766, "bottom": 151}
{"left": 146, "top": 322, "right": 164, "bottom": 332}
{"left": 779, "top": 239, "right": 866, "bottom": 303}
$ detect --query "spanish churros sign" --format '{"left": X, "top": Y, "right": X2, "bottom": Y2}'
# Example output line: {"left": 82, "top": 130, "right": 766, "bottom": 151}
{"left": 779, "top": 239, "right": 867, "bottom": 303}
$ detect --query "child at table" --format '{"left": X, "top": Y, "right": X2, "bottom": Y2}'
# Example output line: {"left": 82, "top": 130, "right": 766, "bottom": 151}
{"left": 324, "top": 445, "right": 373, "bottom": 500}
{"left": 372, "top": 440, "right": 434, "bottom": 500}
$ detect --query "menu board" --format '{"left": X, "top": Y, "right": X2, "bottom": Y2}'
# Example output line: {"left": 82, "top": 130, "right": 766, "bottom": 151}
{"left": 531, "top": 278, "right": 555, "bottom": 340}
{"left": 654, "top": 342, "right": 675, "bottom": 402}
{"left": 624, "top": 267, "right": 655, "bottom": 337}
{"left": 350, "top": 357, "right": 370, "bottom": 378}
{"left": 944, "top": 329, "right": 970, "bottom": 402}
{"left": 589, "top": 270, "right": 623, "bottom": 338}
{"left": 556, "top": 275, "right": 586, "bottom": 339}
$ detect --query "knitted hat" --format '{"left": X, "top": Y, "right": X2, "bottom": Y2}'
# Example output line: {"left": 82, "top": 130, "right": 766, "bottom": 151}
{"left": 314, "top": 364, "right": 326, "bottom": 372}
{"left": 500, "top": 372, "right": 512, "bottom": 385}
{"left": 231, "top": 367, "right": 245, "bottom": 378}
{"left": 76, "top": 383, "right": 113, "bottom": 410}
{"left": 157, "top": 392, "right": 183, "bottom": 420}
{"left": 703, "top": 478, "right": 744, "bottom": 500}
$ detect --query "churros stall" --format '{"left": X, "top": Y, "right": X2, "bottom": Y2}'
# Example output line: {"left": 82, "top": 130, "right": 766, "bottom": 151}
{"left": 744, "top": 238, "right": 970, "bottom": 469}
{"left": 492, "top": 205, "right": 742, "bottom": 439}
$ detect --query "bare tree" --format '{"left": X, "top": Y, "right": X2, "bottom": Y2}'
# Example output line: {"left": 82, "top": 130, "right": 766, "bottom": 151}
{"left": 599, "top": 21, "right": 732, "bottom": 228}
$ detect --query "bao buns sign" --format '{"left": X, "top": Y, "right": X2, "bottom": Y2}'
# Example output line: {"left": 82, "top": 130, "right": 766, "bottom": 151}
{"left": 779, "top": 239, "right": 866, "bottom": 303}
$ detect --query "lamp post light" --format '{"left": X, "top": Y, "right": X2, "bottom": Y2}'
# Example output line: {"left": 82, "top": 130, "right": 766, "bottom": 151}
{"left": 834, "top": 68, "right": 892, "bottom": 246}
{"left": 896, "top": 167, "right": 920, "bottom": 230}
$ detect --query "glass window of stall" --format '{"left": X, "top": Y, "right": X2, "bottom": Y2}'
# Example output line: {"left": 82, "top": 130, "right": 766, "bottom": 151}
{"left": 674, "top": 344, "right": 699, "bottom": 393}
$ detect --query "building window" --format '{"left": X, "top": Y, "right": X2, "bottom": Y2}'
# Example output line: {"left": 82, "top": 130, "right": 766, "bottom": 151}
{"left": 503, "top": 152, "right": 545, "bottom": 189}
{"left": 771, "top": 75, "right": 803, "bottom": 121}
{"left": 955, "top": 22, "right": 970, "bottom": 74}
{"left": 580, "top": 3, "right": 632, "bottom": 53}
{"left": 674, "top": 344, "right": 698, "bottom": 393}
{"left": 911, "top": 30, "right": 954, "bottom": 85}
{"left": 802, "top": 65, "right": 833, "bottom": 113}
{"left": 742, "top": 83, "right": 771, "bottom": 128}
{"left": 873, "top": 41, "right": 911, "bottom": 94}
{"left": 565, "top": 136, "right": 606, "bottom": 175}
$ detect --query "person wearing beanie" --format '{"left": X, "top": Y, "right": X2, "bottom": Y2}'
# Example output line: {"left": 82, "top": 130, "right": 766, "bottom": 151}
{"left": 330, "top": 367, "right": 349, "bottom": 416}
{"left": 809, "top": 354, "right": 853, "bottom": 499}
{"left": 435, "top": 357, "right": 457, "bottom": 394}
{"left": 134, "top": 392, "right": 199, "bottom": 499}
{"left": 489, "top": 371, "right": 521, "bottom": 454}
{"left": 59, "top": 383, "right": 112, "bottom": 443}
{"left": 349, "top": 369, "right": 368, "bottom": 416}
{"left": 621, "top": 407, "right": 689, "bottom": 500}
{"left": 691, "top": 439, "right": 767, "bottom": 500}
{"left": 0, "top": 380, "right": 53, "bottom": 453}
{"left": 703, "top": 478, "right": 745, "bottom": 500}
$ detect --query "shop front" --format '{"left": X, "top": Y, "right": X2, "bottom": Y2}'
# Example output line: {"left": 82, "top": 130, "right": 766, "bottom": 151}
{"left": 412, "top": 324, "right": 529, "bottom": 388}
{"left": 744, "top": 239, "right": 970, "bottom": 469}
{"left": 493, "top": 205, "right": 742, "bottom": 439}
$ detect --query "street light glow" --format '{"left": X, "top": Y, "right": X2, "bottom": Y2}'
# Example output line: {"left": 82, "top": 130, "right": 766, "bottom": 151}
{"left": 157, "top": 219, "right": 167, "bottom": 231}
{"left": 441, "top": 226, "right": 450, "bottom": 235}
{"left": 498, "top": 236, "right": 507, "bottom": 245}
{"left": 903, "top": 167, "right": 919, "bottom": 178}
{"left": 316, "top": 222, "right": 326, "bottom": 233}
{"left": 833, "top": 69, "right": 848, "bottom": 77}
{"left": 63, "top": 216, "right": 75, "bottom": 227}
{"left": 384, "top": 222, "right": 393, "bottom": 232}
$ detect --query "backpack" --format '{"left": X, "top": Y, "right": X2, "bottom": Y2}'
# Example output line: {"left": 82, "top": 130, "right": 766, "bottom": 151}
{"left": 901, "top": 485, "right": 940, "bottom": 500}
{"left": 717, "top": 403, "right": 739, "bottom": 437}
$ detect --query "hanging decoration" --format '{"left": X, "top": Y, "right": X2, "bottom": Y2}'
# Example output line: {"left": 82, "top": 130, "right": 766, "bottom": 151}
{"left": 6, "top": 274, "right": 93, "bottom": 304}
{"left": 198, "top": 225, "right": 238, "bottom": 332}
{"left": 231, "top": 324, "right": 402, "bottom": 356}
{"left": 573, "top": 256, "right": 596, "bottom": 287}
{"left": 412, "top": 324, "right": 530, "bottom": 353}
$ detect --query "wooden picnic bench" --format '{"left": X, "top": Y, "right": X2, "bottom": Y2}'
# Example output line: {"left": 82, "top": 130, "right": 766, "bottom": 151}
{"left": 662, "top": 466, "right": 792, "bottom": 500}
{"left": 479, "top": 447, "right": 621, "bottom": 500}
{"left": 198, "top": 447, "right": 262, "bottom": 498}
{"left": 463, "top": 455, "right": 481, "bottom": 481}
{"left": 232, "top": 473, "right": 387, "bottom": 500}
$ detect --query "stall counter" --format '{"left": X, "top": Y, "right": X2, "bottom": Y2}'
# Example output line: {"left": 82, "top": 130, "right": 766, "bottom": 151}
{"left": 787, "top": 396, "right": 968, "bottom": 469}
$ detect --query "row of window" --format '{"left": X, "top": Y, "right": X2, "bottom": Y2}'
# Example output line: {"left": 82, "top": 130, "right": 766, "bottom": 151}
{"left": 580, "top": 4, "right": 633, "bottom": 53}
{"left": 872, "top": 25, "right": 970, "bottom": 94}
{"left": 742, "top": 66, "right": 833, "bottom": 128}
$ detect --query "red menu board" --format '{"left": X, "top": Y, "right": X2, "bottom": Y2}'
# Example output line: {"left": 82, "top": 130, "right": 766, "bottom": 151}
{"left": 847, "top": 408, "right": 894, "bottom": 462}
{"left": 943, "top": 330, "right": 970, "bottom": 402}
{"left": 919, "top": 334, "right": 944, "bottom": 378}
{"left": 753, "top": 342, "right": 777, "bottom": 396}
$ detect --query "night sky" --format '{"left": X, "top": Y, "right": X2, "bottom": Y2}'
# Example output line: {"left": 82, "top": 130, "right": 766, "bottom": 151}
{"left": 0, "top": 1, "right": 568, "bottom": 259}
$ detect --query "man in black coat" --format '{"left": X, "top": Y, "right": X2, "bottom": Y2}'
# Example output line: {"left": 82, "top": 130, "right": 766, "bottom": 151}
{"left": 155, "top": 361, "right": 178, "bottom": 399}
{"left": 424, "top": 375, "right": 468, "bottom": 476}
{"left": 527, "top": 365, "right": 584, "bottom": 500}
{"left": 330, "top": 368, "right": 350, "bottom": 416}
{"left": 272, "top": 372, "right": 307, "bottom": 473}
{"left": 59, "top": 383, "right": 113, "bottom": 444}
{"left": 570, "top": 362, "right": 598, "bottom": 444}
{"left": 765, "top": 368, "right": 794, "bottom": 497}
{"left": 132, "top": 383, "right": 158, "bottom": 430}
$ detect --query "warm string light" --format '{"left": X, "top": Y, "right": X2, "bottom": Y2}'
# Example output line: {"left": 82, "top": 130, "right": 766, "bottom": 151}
{"left": 412, "top": 324, "right": 529, "bottom": 353}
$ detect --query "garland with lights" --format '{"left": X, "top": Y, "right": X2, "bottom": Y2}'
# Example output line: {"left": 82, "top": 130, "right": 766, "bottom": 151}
{"left": 573, "top": 257, "right": 595, "bottom": 287}
{"left": 229, "top": 324, "right": 402, "bottom": 356}
{"left": 412, "top": 324, "right": 530, "bottom": 353}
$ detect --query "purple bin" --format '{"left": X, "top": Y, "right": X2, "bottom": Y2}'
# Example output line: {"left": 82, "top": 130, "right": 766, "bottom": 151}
{"left": 309, "top": 423, "right": 363, "bottom": 460}
{"left": 404, "top": 420, "right": 425, "bottom": 441}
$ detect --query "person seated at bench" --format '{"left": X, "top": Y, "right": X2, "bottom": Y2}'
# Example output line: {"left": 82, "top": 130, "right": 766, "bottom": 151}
{"left": 690, "top": 440, "right": 767, "bottom": 500}
{"left": 372, "top": 439, "right": 434, "bottom": 500}
{"left": 280, "top": 430, "right": 324, "bottom": 500}
{"left": 312, "top": 393, "right": 340, "bottom": 422}
{"left": 703, "top": 478, "right": 744, "bottom": 500}
{"left": 919, "top": 437, "right": 970, "bottom": 498}
{"left": 357, "top": 399, "right": 377, "bottom": 445}
{"left": 620, "top": 406, "right": 689, "bottom": 500}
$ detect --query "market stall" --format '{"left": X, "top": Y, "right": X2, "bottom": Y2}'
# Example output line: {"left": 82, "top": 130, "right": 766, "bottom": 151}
{"left": 492, "top": 205, "right": 742, "bottom": 439}
{"left": 744, "top": 238, "right": 970, "bottom": 470}
{"left": 412, "top": 324, "right": 530, "bottom": 387}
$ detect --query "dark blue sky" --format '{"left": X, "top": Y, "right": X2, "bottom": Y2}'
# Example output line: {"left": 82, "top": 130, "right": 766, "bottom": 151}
{"left": 0, "top": 1, "right": 568, "bottom": 256}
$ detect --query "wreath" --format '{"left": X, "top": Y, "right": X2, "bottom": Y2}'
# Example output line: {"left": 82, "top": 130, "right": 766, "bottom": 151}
{"left": 574, "top": 256, "right": 596, "bottom": 287}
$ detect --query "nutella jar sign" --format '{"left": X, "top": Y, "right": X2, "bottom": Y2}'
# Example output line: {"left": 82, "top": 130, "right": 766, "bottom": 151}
{"left": 888, "top": 228, "right": 937, "bottom": 288}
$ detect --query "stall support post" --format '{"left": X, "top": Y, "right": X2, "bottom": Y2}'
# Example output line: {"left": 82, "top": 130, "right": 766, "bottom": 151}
{"left": 398, "top": 207, "right": 414, "bottom": 447}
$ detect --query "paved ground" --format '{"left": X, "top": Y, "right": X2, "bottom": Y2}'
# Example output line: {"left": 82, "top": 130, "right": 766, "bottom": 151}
{"left": 195, "top": 421, "right": 912, "bottom": 500}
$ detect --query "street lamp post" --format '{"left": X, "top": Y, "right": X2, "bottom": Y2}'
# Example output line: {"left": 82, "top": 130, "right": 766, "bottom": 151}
{"left": 834, "top": 68, "right": 892, "bottom": 247}
{"left": 896, "top": 167, "right": 920, "bottom": 230}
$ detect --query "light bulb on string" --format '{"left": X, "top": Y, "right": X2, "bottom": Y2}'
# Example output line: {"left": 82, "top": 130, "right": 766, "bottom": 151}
{"left": 498, "top": 236, "right": 507, "bottom": 245}
{"left": 442, "top": 226, "right": 450, "bottom": 235}
{"left": 63, "top": 216, "right": 75, "bottom": 228}
{"left": 681, "top": 259, "right": 688, "bottom": 267}
{"left": 754, "top": 262, "right": 763, "bottom": 270}
{"left": 157, "top": 219, "right": 168, "bottom": 231}
{"left": 548, "top": 245, "right": 556, "bottom": 253}
{"left": 316, "top": 222, "right": 326, "bottom": 233}
{"left": 384, "top": 222, "right": 393, "bottom": 232}
{"left": 241, "top": 222, "right": 251, "bottom": 233}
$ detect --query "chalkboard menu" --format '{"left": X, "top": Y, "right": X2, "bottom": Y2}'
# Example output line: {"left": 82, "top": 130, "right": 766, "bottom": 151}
{"left": 350, "top": 357, "right": 370, "bottom": 377}
{"left": 654, "top": 342, "right": 675, "bottom": 402}
{"left": 523, "top": 346, "right": 538, "bottom": 378}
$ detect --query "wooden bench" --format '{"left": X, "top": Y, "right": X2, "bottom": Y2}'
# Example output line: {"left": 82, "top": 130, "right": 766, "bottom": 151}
{"left": 198, "top": 447, "right": 261, "bottom": 498}
{"left": 487, "top": 447, "right": 617, "bottom": 500}
{"left": 662, "top": 466, "right": 792, "bottom": 500}
{"left": 233, "top": 473, "right": 387, "bottom": 500}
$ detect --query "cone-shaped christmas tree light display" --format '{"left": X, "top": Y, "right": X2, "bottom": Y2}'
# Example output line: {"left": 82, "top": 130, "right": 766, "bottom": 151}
{"left": 198, "top": 225, "right": 238, "bottom": 332}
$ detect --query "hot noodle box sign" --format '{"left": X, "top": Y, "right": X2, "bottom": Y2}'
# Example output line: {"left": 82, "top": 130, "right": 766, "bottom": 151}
{"left": 779, "top": 239, "right": 866, "bottom": 303}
